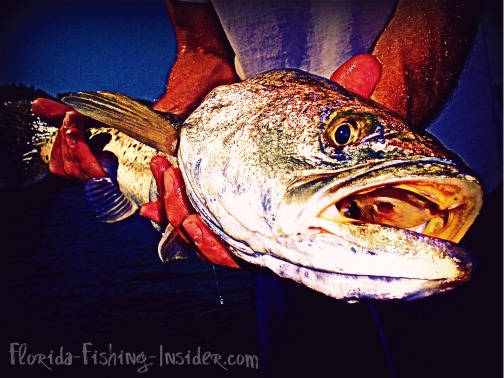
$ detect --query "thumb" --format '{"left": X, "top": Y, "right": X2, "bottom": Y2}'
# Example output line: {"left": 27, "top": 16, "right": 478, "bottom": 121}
{"left": 330, "top": 54, "right": 382, "bottom": 99}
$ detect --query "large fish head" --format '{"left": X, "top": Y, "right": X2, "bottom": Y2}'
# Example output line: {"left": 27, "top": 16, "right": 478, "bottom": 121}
{"left": 178, "top": 69, "right": 483, "bottom": 301}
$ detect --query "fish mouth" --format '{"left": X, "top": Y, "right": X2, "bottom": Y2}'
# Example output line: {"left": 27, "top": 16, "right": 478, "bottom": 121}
{"left": 274, "top": 159, "right": 483, "bottom": 299}
{"left": 281, "top": 159, "right": 482, "bottom": 242}
{"left": 307, "top": 174, "right": 480, "bottom": 244}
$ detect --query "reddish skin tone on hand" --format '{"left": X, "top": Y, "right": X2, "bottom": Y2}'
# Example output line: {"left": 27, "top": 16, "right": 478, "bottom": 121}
{"left": 139, "top": 157, "right": 241, "bottom": 268}
{"left": 162, "top": 166, "right": 194, "bottom": 230}
{"left": 152, "top": 0, "right": 239, "bottom": 118}
{"left": 370, "top": 1, "right": 478, "bottom": 128}
{"left": 139, "top": 200, "right": 167, "bottom": 225}
{"left": 56, "top": 112, "right": 108, "bottom": 181}
{"left": 138, "top": 156, "right": 170, "bottom": 225}
{"left": 32, "top": 98, "right": 74, "bottom": 120}
{"left": 32, "top": 105, "right": 107, "bottom": 182}
{"left": 330, "top": 54, "right": 382, "bottom": 99}
{"left": 183, "top": 215, "right": 241, "bottom": 268}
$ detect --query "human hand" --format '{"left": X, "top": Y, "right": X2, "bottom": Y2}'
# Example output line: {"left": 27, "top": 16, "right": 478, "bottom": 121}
{"left": 140, "top": 156, "right": 242, "bottom": 268}
{"left": 32, "top": 98, "right": 107, "bottom": 181}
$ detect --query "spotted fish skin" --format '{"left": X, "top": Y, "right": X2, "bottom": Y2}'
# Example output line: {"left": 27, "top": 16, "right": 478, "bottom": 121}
{"left": 85, "top": 127, "right": 175, "bottom": 206}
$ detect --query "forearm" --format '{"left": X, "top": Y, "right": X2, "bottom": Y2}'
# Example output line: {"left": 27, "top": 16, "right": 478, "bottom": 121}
{"left": 371, "top": 0, "right": 480, "bottom": 128}
{"left": 153, "top": 0, "right": 238, "bottom": 117}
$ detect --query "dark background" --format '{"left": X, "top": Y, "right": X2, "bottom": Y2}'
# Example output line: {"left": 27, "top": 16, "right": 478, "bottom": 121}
{"left": 1, "top": 1, "right": 502, "bottom": 377}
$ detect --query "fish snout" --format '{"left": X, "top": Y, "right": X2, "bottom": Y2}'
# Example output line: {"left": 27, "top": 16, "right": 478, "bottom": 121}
{"left": 271, "top": 160, "right": 482, "bottom": 300}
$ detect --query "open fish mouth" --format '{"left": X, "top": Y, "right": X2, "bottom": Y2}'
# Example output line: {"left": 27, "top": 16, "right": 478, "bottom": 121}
{"left": 310, "top": 175, "right": 481, "bottom": 244}
{"left": 280, "top": 159, "right": 482, "bottom": 242}
{"left": 273, "top": 159, "right": 483, "bottom": 298}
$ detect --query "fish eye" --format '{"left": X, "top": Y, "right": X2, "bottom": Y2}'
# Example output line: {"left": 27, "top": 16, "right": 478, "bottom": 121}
{"left": 326, "top": 118, "right": 358, "bottom": 147}
{"left": 334, "top": 123, "right": 352, "bottom": 144}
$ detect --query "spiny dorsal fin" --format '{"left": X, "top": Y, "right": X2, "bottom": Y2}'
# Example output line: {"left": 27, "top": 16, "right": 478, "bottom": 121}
{"left": 62, "top": 92, "right": 179, "bottom": 156}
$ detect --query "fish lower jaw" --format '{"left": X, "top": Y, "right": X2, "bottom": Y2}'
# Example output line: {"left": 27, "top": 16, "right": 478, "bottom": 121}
{"left": 291, "top": 221, "right": 465, "bottom": 278}
{"left": 244, "top": 250, "right": 466, "bottom": 302}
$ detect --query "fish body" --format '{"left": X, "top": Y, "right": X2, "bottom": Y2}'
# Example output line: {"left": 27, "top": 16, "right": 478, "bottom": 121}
{"left": 79, "top": 126, "right": 177, "bottom": 223}
{"left": 1, "top": 90, "right": 175, "bottom": 222}
{"left": 84, "top": 127, "right": 174, "bottom": 205}
{"left": 4, "top": 70, "right": 483, "bottom": 301}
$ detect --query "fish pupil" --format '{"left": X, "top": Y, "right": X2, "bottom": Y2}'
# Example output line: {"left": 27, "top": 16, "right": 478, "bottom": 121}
{"left": 335, "top": 123, "right": 352, "bottom": 145}
{"left": 341, "top": 200, "right": 361, "bottom": 220}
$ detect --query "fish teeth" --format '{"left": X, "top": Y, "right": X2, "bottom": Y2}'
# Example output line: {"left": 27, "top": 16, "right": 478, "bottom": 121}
{"left": 302, "top": 217, "right": 348, "bottom": 235}
{"left": 407, "top": 222, "right": 428, "bottom": 234}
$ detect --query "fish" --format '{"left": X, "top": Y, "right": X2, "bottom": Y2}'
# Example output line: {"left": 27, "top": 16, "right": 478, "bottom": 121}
{"left": 0, "top": 85, "right": 60, "bottom": 189}
{"left": 2, "top": 69, "right": 483, "bottom": 301}
{"left": 0, "top": 86, "right": 180, "bottom": 223}
{"left": 175, "top": 70, "right": 483, "bottom": 301}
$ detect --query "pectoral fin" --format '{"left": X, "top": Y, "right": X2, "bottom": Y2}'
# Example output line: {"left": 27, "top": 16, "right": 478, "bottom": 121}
{"left": 84, "top": 177, "right": 138, "bottom": 223}
{"left": 158, "top": 224, "right": 192, "bottom": 262}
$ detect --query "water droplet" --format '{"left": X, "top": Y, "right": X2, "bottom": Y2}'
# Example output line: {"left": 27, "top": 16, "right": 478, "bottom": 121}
{"left": 212, "top": 265, "right": 225, "bottom": 306}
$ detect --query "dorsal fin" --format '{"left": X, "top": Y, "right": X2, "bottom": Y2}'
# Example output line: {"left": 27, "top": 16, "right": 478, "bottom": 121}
{"left": 62, "top": 92, "right": 180, "bottom": 155}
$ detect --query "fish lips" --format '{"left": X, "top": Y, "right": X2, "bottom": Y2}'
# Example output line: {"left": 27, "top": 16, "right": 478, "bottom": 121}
{"left": 274, "top": 158, "right": 482, "bottom": 300}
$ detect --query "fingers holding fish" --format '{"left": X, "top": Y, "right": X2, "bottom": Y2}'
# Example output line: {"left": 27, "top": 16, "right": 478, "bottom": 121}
{"left": 31, "top": 97, "right": 108, "bottom": 182}
{"left": 183, "top": 215, "right": 241, "bottom": 268}
{"left": 32, "top": 97, "right": 74, "bottom": 121}
{"left": 139, "top": 156, "right": 171, "bottom": 224}
{"left": 140, "top": 156, "right": 241, "bottom": 269}
{"left": 150, "top": 155, "right": 171, "bottom": 199}
{"left": 163, "top": 165, "right": 196, "bottom": 235}
{"left": 49, "top": 110, "right": 107, "bottom": 182}
{"left": 139, "top": 199, "right": 167, "bottom": 226}
{"left": 142, "top": 160, "right": 195, "bottom": 240}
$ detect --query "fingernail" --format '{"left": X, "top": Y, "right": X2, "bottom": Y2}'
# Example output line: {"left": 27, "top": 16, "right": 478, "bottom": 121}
{"left": 183, "top": 218, "right": 203, "bottom": 245}
{"left": 65, "top": 129, "right": 78, "bottom": 146}
{"left": 164, "top": 169, "right": 174, "bottom": 194}
{"left": 62, "top": 110, "right": 82, "bottom": 128}
{"left": 150, "top": 156, "right": 170, "bottom": 173}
